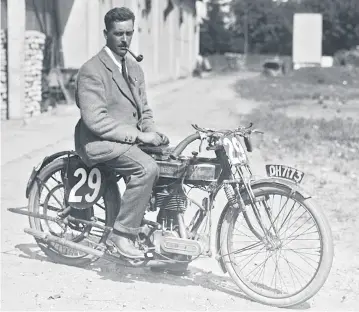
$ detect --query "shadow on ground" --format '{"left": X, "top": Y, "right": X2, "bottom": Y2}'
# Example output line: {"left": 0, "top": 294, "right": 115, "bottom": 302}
{"left": 12, "top": 243, "right": 310, "bottom": 310}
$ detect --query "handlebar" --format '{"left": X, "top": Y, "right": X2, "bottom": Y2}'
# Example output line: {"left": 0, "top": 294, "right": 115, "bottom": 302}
{"left": 169, "top": 124, "right": 263, "bottom": 159}
{"left": 169, "top": 132, "right": 201, "bottom": 160}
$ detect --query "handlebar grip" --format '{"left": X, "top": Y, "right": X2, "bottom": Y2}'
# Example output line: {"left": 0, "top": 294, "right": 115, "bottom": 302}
{"left": 244, "top": 136, "right": 253, "bottom": 152}
{"left": 170, "top": 133, "right": 201, "bottom": 160}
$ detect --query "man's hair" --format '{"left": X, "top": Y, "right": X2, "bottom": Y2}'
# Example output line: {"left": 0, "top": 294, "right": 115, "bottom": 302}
{"left": 104, "top": 7, "right": 135, "bottom": 30}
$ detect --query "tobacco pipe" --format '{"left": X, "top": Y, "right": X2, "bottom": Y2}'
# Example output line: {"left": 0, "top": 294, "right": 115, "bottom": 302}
{"left": 125, "top": 47, "right": 143, "bottom": 62}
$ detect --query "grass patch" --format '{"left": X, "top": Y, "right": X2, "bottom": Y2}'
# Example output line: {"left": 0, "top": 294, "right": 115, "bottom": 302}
{"left": 236, "top": 67, "right": 359, "bottom": 103}
{"left": 242, "top": 108, "right": 359, "bottom": 161}
{"left": 235, "top": 66, "right": 359, "bottom": 160}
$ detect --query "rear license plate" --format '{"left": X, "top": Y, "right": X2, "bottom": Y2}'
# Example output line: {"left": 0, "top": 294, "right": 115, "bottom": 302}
{"left": 265, "top": 164, "right": 304, "bottom": 184}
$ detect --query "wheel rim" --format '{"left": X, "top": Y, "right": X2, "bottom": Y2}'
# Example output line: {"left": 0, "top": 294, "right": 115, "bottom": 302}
{"left": 226, "top": 190, "right": 323, "bottom": 299}
{"left": 34, "top": 166, "right": 109, "bottom": 260}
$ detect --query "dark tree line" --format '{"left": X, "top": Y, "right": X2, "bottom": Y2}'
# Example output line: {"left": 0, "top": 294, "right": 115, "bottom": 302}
{"left": 200, "top": 0, "right": 359, "bottom": 56}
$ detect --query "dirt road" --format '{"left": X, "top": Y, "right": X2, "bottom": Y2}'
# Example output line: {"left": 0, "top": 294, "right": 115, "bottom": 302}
{"left": 0, "top": 73, "right": 341, "bottom": 311}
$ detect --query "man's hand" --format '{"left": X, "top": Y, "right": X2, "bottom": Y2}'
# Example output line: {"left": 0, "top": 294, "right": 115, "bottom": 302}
{"left": 137, "top": 132, "right": 163, "bottom": 146}
{"left": 156, "top": 132, "right": 170, "bottom": 145}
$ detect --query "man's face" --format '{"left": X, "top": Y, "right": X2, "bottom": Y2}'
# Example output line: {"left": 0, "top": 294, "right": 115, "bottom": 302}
{"left": 104, "top": 19, "right": 134, "bottom": 58}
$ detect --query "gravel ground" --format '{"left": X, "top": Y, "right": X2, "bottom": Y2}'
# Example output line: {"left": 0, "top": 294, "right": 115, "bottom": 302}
{"left": 2, "top": 72, "right": 355, "bottom": 311}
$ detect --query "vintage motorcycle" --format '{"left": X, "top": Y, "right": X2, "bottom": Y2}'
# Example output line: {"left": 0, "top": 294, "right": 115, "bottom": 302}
{"left": 9, "top": 123, "right": 333, "bottom": 308}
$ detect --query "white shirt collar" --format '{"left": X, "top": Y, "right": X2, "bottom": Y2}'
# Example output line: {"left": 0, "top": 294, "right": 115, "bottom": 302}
{"left": 104, "top": 46, "right": 124, "bottom": 73}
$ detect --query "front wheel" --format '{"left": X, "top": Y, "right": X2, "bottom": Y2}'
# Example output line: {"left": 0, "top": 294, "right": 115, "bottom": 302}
{"left": 219, "top": 182, "right": 334, "bottom": 308}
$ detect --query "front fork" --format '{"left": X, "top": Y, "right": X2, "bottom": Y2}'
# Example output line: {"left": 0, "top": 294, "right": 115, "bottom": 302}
{"left": 223, "top": 171, "right": 279, "bottom": 246}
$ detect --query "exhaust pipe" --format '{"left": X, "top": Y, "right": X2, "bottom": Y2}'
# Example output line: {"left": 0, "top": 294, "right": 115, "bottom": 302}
{"left": 24, "top": 228, "right": 185, "bottom": 269}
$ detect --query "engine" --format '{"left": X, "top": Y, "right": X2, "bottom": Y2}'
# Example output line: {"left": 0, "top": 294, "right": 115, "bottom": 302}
{"left": 154, "top": 185, "right": 187, "bottom": 230}
{"left": 147, "top": 184, "right": 203, "bottom": 257}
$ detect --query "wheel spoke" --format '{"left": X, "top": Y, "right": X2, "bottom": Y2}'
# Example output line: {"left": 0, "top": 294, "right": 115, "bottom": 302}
{"left": 233, "top": 226, "right": 258, "bottom": 241}
{"left": 51, "top": 175, "right": 62, "bottom": 184}
{"left": 284, "top": 223, "right": 317, "bottom": 241}
{"left": 280, "top": 251, "right": 304, "bottom": 290}
{"left": 243, "top": 250, "right": 276, "bottom": 280}
{"left": 236, "top": 245, "right": 267, "bottom": 272}
{"left": 278, "top": 201, "right": 300, "bottom": 234}
{"left": 284, "top": 248, "right": 319, "bottom": 270}
{"left": 221, "top": 241, "right": 263, "bottom": 258}
{"left": 282, "top": 224, "right": 318, "bottom": 248}
{"left": 280, "top": 209, "right": 307, "bottom": 238}
{"left": 41, "top": 182, "right": 64, "bottom": 209}
{"left": 278, "top": 252, "right": 313, "bottom": 280}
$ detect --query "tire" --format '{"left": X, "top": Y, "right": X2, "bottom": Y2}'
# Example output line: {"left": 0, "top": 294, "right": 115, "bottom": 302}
{"left": 27, "top": 157, "right": 120, "bottom": 267}
{"left": 219, "top": 182, "right": 334, "bottom": 308}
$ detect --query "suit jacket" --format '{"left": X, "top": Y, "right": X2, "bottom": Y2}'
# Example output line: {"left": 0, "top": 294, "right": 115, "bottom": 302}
{"left": 74, "top": 47, "right": 157, "bottom": 167}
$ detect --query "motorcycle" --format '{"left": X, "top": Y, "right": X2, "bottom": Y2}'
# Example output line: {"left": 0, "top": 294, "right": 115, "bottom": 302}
{"left": 9, "top": 123, "right": 333, "bottom": 308}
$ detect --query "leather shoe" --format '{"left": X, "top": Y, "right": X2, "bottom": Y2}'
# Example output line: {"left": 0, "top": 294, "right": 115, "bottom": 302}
{"left": 107, "top": 232, "right": 145, "bottom": 259}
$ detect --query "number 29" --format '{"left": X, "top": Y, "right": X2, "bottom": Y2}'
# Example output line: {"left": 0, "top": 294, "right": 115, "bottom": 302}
{"left": 223, "top": 136, "right": 246, "bottom": 164}
{"left": 68, "top": 167, "right": 102, "bottom": 203}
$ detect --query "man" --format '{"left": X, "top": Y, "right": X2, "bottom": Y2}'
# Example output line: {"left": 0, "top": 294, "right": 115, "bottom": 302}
{"left": 74, "top": 7, "right": 169, "bottom": 259}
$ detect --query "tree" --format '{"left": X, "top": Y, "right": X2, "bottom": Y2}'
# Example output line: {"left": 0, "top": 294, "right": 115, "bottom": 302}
{"left": 199, "top": 0, "right": 232, "bottom": 55}
{"left": 299, "top": 0, "right": 359, "bottom": 55}
{"left": 230, "top": 0, "right": 359, "bottom": 56}
{"left": 231, "top": 0, "right": 294, "bottom": 54}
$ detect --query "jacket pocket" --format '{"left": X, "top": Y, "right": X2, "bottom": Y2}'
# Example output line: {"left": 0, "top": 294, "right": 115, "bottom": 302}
{"left": 84, "top": 140, "right": 116, "bottom": 158}
{"left": 77, "top": 120, "right": 116, "bottom": 159}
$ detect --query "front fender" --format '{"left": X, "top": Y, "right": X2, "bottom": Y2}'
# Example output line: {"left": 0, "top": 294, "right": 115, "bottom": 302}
{"left": 25, "top": 150, "right": 76, "bottom": 198}
{"left": 215, "top": 177, "right": 312, "bottom": 273}
{"left": 247, "top": 177, "right": 312, "bottom": 200}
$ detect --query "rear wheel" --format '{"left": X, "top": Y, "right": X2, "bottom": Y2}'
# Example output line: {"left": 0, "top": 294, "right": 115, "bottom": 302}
{"left": 219, "top": 183, "right": 333, "bottom": 307}
{"left": 27, "top": 157, "right": 120, "bottom": 267}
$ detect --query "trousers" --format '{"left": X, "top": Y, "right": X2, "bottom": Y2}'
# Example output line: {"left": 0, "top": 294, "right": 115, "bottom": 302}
{"left": 104, "top": 145, "right": 160, "bottom": 235}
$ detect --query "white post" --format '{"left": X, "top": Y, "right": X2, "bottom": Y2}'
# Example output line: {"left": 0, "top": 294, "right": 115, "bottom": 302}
{"left": 7, "top": 0, "right": 26, "bottom": 119}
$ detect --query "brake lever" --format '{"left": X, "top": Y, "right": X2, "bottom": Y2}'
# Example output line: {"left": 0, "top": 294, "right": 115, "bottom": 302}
{"left": 199, "top": 139, "right": 204, "bottom": 153}
{"left": 198, "top": 132, "right": 207, "bottom": 153}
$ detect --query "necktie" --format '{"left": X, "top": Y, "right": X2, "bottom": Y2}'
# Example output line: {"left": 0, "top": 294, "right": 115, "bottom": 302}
{"left": 121, "top": 58, "right": 129, "bottom": 84}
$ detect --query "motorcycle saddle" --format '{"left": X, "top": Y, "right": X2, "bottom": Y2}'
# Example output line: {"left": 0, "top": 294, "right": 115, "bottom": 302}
{"left": 138, "top": 144, "right": 173, "bottom": 156}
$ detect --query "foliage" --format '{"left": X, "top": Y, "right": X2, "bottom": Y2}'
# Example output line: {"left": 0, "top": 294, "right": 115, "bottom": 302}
{"left": 298, "top": 0, "right": 359, "bottom": 55}
{"left": 231, "top": 0, "right": 294, "bottom": 54}
{"left": 200, "top": 0, "right": 359, "bottom": 56}
{"left": 199, "top": 0, "right": 232, "bottom": 54}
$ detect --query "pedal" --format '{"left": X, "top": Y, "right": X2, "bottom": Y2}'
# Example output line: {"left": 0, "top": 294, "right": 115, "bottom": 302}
{"left": 161, "top": 237, "right": 203, "bottom": 257}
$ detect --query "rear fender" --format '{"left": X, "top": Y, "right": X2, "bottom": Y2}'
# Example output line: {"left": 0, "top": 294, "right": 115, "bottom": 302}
{"left": 215, "top": 177, "right": 312, "bottom": 273}
{"left": 25, "top": 150, "right": 76, "bottom": 198}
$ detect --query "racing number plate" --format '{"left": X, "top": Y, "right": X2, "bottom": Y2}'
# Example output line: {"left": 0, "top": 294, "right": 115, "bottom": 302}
{"left": 265, "top": 164, "right": 304, "bottom": 184}
{"left": 222, "top": 134, "right": 247, "bottom": 165}
{"left": 64, "top": 157, "right": 106, "bottom": 210}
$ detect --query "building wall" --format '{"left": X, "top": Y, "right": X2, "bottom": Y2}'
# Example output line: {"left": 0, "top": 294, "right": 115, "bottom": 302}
{"left": 3, "top": 0, "right": 202, "bottom": 120}
{"left": 60, "top": 0, "right": 201, "bottom": 85}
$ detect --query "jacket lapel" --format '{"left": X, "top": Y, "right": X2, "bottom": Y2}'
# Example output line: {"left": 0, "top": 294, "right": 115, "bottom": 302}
{"left": 97, "top": 48, "right": 136, "bottom": 108}
{"left": 126, "top": 60, "right": 143, "bottom": 119}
